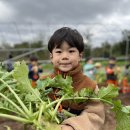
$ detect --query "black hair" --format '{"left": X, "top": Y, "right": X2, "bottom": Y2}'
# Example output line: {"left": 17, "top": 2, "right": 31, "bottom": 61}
{"left": 85, "top": 57, "right": 93, "bottom": 62}
{"left": 30, "top": 56, "right": 38, "bottom": 62}
{"left": 109, "top": 56, "right": 116, "bottom": 61}
{"left": 126, "top": 64, "right": 130, "bottom": 69}
{"left": 48, "top": 27, "right": 84, "bottom": 53}
{"left": 8, "top": 54, "right": 13, "bottom": 59}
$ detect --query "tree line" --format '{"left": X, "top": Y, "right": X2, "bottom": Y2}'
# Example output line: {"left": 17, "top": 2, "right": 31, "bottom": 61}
{"left": 0, "top": 31, "right": 130, "bottom": 61}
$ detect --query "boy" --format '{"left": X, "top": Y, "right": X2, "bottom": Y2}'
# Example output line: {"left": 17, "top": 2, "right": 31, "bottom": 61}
{"left": 83, "top": 57, "right": 96, "bottom": 80}
{"left": 106, "top": 57, "right": 120, "bottom": 86}
{"left": 41, "top": 27, "right": 105, "bottom": 130}
{"left": 28, "top": 56, "right": 43, "bottom": 87}
{"left": 4, "top": 54, "right": 14, "bottom": 72}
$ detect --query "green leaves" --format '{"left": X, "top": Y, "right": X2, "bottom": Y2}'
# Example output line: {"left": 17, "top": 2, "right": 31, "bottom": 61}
{"left": 37, "top": 73, "right": 130, "bottom": 130}
{"left": 12, "top": 61, "right": 32, "bottom": 92}
{"left": 98, "top": 87, "right": 130, "bottom": 130}
{"left": 98, "top": 84, "right": 119, "bottom": 99}
{"left": 13, "top": 61, "right": 28, "bottom": 79}
{"left": 116, "top": 113, "right": 130, "bottom": 130}
{"left": 43, "top": 121, "right": 61, "bottom": 130}
{"left": 4, "top": 126, "right": 12, "bottom": 130}
{"left": 13, "top": 61, "right": 43, "bottom": 103}
{"left": 1, "top": 61, "right": 130, "bottom": 130}
{"left": 122, "top": 106, "right": 130, "bottom": 114}
{"left": 37, "top": 75, "right": 74, "bottom": 96}
{"left": 111, "top": 100, "right": 130, "bottom": 130}
{"left": 97, "top": 84, "right": 119, "bottom": 105}
{"left": 78, "top": 88, "right": 94, "bottom": 97}
{"left": 0, "top": 61, "right": 45, "bottom": 130}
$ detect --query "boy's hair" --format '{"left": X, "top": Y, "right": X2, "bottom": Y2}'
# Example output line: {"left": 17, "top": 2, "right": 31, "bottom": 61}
{"left": 48, "top": 27, "right": 84, "bottom": 53}
{"left": 85, "top": 57, "right": 93, "bottom": 62}
{"left": 109, "top": 56, "right": 116, "bottom": 61}
{"left": 30, "top": 56, "right": 38, "bottom": 62}
{"left": 8, "top": 54, "right": 13, "bottom": 59}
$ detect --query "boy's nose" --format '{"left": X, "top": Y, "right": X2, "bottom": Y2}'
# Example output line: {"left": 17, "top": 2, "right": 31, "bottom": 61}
{"left": 61, "top": 52, "right": 69, "bottom": 59}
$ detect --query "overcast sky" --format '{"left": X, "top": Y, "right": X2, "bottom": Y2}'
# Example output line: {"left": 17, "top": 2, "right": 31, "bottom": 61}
{"left": 0, "top": 0, "right": 130, "bottom": 47}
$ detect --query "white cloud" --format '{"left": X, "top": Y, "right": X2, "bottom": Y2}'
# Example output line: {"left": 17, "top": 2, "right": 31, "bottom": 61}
{"left": 0, "top": 1, "right": 16, "bottom": 21}
{"left": 0, "top": 0, "right": 130, "bottom": 47}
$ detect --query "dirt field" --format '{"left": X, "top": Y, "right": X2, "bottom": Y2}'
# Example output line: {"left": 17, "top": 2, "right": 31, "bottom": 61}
{"left": 0, "top": 93, "right": 130, "bottom": 130}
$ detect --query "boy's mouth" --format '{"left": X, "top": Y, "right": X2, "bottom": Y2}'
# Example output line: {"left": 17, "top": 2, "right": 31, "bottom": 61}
{"left": 60, "top": 63, "right": 71, "bottom": 66}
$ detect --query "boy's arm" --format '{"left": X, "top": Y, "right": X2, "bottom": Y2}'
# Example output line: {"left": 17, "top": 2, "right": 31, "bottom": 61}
{"left": 62, "top": 87, "right": 105, "bottom": 130}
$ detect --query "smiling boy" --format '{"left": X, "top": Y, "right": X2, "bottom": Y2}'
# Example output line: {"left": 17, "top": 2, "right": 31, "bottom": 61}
{"left": 41, "top": 27, "right": 105, "bottom": 130}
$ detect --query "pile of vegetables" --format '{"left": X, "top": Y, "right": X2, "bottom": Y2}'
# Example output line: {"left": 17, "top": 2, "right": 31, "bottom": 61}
{"left": 0, "top": 61, "right": 130, "bottom": 130}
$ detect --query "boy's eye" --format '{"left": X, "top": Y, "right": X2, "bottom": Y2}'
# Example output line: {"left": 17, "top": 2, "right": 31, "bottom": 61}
{"left": 69, "top": 50, "right": 75, "bottom": 53}
{"left": 56, "top": 50, "right": 62, "bottom": 53}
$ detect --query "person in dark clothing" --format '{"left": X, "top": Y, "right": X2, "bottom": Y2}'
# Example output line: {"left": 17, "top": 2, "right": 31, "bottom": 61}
{"left": 5, "top": 54, "right": 14, "bottom": 72}
{"left": 28, "top": 56, "right": 43, "bottom": 87}
{"left": 106, "top": 57, "right": 120, "bottom": 86}
{"left": 124, "top": 64, "right": 130, "bottom": 76}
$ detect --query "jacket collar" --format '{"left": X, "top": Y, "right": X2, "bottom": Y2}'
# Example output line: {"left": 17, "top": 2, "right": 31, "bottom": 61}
{"left": 54, "top": 64, "right": 85, "bottom": 83}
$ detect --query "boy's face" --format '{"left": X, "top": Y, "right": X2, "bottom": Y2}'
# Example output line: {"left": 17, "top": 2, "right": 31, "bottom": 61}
{"left": 109, "top": 59, "right": 116, "bottom": 65}
{"left": 50, "top": 41, "right": 82, "bottom": 72}
{"left": 87, "top": 59, "right": 93, "bottom": 64}
{"left": 31, "top": 61, "right": 38, "bottom": 66}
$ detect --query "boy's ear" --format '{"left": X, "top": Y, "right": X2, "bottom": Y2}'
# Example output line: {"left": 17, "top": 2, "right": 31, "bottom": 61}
{"left": 79, "top": 52, "right": 83, "bottom": 60}
{"left": 50, "top": 53, "right": 53, "bottom": 59}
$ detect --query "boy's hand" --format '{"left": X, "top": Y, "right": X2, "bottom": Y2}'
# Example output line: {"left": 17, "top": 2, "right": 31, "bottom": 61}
{"left": 32, "top": 66, "right": 38, "bottom": 73}
{"left": 61, "top": 125, "right": 74, "bottom": 130}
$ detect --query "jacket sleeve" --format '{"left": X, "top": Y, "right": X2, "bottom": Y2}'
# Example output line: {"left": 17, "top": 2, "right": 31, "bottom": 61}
{"left": 62, "top": 87, "right": 105, "bottom": 130}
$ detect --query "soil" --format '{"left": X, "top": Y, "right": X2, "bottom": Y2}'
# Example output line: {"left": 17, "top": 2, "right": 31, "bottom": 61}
{"left": 0, "top": 93, "right": 130, "bottom": 130}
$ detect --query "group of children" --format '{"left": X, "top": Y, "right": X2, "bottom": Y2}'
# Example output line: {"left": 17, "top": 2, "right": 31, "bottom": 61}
{"left": 83, "top": 56, "right": 121, "bottom": 86}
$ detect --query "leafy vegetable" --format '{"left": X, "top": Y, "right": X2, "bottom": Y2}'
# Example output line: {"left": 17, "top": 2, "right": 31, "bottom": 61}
{"left": 4, "top": 125, "right": 12, "bottom": 130}
{"left": 0, "top": 61, "right": 130, "bottom": 130}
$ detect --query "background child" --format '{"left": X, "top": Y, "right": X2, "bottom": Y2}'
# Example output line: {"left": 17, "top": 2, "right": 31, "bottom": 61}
{"left": 83, "top": 57, "right": 96, "bottom": 80}
{"left": 105, "top": 57, "right": 120, "bottom": 86}
{"left": 42, "top": 27, "right": 105, "bottom": 130}
{"left": 4, "top": 54, "right": 14, "bottom": 72}
{"left": 28, "top": 56, "right": 43, "bottom": 87}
